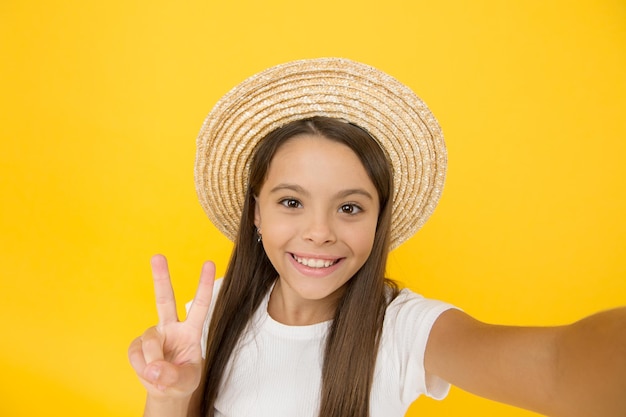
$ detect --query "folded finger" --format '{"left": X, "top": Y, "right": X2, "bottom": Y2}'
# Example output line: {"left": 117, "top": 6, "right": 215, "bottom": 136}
{"left": 151, "top": 254, "right": 179, "bottom": 325}
{"left": 143, "top": 360, "right": 202, "bottom": 395}
{"left": 128, "top": 336, "right": 147, "bottom": 375}
{"left": 141, "top": 326, "right": 165, "bottom": 364}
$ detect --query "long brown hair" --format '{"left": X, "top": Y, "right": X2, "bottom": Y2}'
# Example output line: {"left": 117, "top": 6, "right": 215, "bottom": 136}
{"left": 200, "top": 116, "right": 399, "bottom": 417}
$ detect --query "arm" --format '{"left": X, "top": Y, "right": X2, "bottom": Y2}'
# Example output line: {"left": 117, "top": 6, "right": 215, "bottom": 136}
{"left": 551, "top": 307, "right": 626, "bottom": 416}
{"left": 128, "top": 255, "right": 215, "bottom": 417}
{"left": 425, "top": 307, "right": 626, "bottom": 417}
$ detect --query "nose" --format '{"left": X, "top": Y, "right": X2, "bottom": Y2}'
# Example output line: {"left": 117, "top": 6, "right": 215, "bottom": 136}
{"left": 302, "top": 211, "right": 336, "bottom": 245}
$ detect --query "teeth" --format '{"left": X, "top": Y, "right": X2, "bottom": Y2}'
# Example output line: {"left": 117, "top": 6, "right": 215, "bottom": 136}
{"left": 294, "top": 255, "right": 337, "bottom": 268}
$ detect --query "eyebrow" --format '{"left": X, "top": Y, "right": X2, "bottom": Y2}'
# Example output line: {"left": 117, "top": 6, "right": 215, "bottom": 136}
{"left": 269, "top": 183, "right": 374, "bottom": 200}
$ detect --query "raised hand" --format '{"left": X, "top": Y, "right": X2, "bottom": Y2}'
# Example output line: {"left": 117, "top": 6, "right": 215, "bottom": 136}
{"left": 128, "top": 254, "right": 215, "bottom": 400}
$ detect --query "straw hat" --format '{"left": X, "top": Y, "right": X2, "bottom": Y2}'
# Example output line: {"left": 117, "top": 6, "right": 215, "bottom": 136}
{"left": 195, "top": 57, "right": 446, "bottom": 250}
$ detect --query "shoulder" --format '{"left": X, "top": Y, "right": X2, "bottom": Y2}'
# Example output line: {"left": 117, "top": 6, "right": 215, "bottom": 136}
{"left": 377, "top": 287, "right": 459, "bottom": 401}
{"left": 212, "top": 277, "right": 225, "bottom": 296}
{"left": 385, "top": 288, "right": 457, "bottom": 325}
{"left": 381, "top": 287, "right": 458, "bottom": 353}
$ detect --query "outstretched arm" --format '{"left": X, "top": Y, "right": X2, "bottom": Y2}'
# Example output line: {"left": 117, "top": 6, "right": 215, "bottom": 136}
{"left": 128, "top": 255, "right": 215, "bottom": 417}
{"left": 425, "top": 307, "right": 626, "bottom": 417}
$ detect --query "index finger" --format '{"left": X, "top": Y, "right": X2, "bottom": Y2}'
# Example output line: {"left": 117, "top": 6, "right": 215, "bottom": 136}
{"left": 185, "top": 260, "right": 216, "bottom": 330}
{"left": 151, "top": 254, "right": 178, "bottom": 326}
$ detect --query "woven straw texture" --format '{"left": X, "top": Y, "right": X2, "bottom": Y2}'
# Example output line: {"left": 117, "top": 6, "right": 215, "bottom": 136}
{"left": 195, "top": 58, "right": 446, "bottom": 249}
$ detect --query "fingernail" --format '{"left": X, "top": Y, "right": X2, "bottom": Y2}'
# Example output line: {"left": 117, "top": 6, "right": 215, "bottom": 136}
{"left": 146, "top": 365, "right": 161, "bottom": 382}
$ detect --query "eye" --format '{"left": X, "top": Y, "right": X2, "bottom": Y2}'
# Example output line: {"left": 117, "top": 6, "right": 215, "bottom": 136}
{"left": 280, "top": 198, "right": 302, "bottom": 209}
{"left": 339, "top": 203, "right": 362, "bottom": 215}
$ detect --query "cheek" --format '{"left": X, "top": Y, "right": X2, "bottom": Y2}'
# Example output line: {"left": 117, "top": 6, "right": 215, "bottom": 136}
{"left": 261, "top": 214, "right": 297, "bottom": 242}
{"left": 345, "top": 222, "right": 377, "bottom": 253}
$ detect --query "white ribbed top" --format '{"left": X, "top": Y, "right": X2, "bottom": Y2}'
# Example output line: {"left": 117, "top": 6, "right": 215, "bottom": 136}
{"left": 191, "top": 279, "right": 455, "bottom": 417}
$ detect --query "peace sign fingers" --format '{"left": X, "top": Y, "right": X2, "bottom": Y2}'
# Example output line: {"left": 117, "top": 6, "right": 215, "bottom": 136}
{"left": 185, "top": 260, "right": 216, "bottom": 330}
{"left": 151, "top": 254, "right": 179, "bottom": 326}
{"left": 151, "top": 254, "right": 216, "bottom": 330}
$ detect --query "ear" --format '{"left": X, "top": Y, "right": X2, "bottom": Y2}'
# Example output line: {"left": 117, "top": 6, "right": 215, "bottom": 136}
{"left": 253, "top": 195, "right": 261, "bottom": 228}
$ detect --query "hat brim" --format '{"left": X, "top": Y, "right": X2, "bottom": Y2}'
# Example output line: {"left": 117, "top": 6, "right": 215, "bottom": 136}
{"left": 195, "top": 58, "right": 446, "bottom": 249}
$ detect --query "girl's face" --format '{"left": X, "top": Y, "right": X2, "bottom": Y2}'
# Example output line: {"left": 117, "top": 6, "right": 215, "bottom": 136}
{"left": 254, "top": 134, "right": 380, "bottom": 320}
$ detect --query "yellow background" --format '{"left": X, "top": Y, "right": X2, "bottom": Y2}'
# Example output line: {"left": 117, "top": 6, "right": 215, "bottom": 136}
{"left": 1, "top": 1, "right": 624, "bottom": 416}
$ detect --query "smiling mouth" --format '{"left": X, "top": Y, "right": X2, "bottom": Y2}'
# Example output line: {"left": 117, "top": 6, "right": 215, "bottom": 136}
{"left": 291, "top": 254, "right": 341, "bottom": 269}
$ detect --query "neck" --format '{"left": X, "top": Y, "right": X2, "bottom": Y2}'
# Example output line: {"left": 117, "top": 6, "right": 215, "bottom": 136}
{"left": 267, "top": 279, "right": 344, "bottom": 326}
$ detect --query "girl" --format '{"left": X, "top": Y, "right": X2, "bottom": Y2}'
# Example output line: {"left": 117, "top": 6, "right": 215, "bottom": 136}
{"left": 128, "top": 58, "right": 626, "bottom": 417}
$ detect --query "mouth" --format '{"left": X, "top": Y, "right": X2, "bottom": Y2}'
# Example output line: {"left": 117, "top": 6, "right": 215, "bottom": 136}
{"left": 291, "top": 253, "right": 342, "bottom": 269}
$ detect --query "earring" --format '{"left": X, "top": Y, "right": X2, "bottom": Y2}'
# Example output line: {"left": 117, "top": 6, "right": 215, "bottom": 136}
{"left": 256, "top": 227, "right": 262, "bottom": 243}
